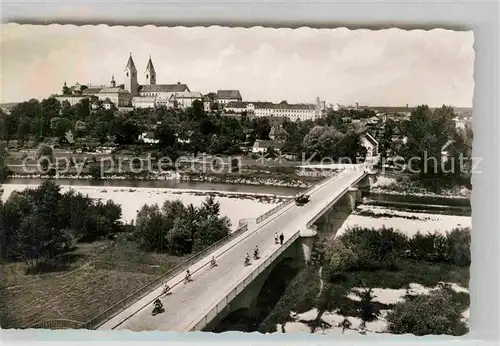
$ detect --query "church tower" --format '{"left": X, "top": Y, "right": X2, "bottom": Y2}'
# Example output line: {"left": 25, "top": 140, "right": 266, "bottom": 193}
{"left": 145, "top": 55, "right": 156, "bottom": 85}
{"left": 110, "top": 74, "right": 116, "bottom": 87}
{"left": 124, "top": 53, "right": 138, "bottom": 96}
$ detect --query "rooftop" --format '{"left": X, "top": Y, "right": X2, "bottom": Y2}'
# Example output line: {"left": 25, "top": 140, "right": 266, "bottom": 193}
{"left": 217, "top": 90, "right": 242, "bottom": 100}
{"left": 139, "top": 84, "right": 190, "bottom": 93}
{"left": 226, "top": 101, "right": 316, "bottom": 110}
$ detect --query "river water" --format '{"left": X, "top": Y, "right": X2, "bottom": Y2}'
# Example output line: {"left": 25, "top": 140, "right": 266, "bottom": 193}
{"left": 1, "top": 179, "right": 302, "bottom": 230}
{"left": 3, "top": 178, "right": 303, "bottom": 196}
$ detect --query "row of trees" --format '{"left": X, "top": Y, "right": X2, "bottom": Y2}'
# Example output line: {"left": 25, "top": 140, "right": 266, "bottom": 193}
{"left": 133, "top": 196, "right": 231, "bottom": 255}
{"left": 0, "top": 178, "right": 232, "bottom": 271}
{"left": 318, "top": 226, "right": 470, "bottom": 336}
{"left": 302, "top": 125, "right": 366, "bottom": 161}
{"left": 326, "top": 226, "right": 471, "bottom": 279}
{"left": 0, "top": 97, "right": 371, "bottom": 157}
{"left": 0, "top": 181, "right": 122, "bottom": 271}
{"left": 378, "top": 105, "right": 473, "bottom": 179}
{"left": 1, "top": 97, "right": 473, "bottom": 176}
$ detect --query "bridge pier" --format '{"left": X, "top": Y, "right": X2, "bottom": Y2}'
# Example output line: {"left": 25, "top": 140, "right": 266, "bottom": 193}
{"left": 299, "top": 226, "right": 318, "bottom": 264}
{"left": 347, "top": 187, "right": 362, "bottom": 211}
{"left": 204, "top": 243, "right": 301, "bottom": 332}
{"left": 357, "top": 169, "right": 378, "bottom": 190}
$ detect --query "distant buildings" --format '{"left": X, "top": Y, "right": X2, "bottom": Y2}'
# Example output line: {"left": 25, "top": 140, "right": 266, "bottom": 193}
{"left": 55, "top": 54, "right": 203, "bottom": 110}
{"left": 55, "top": 78, "right": 132, "bottom": 108}
{"left": 359, "top": 132, "right": 379, "bottom": 158}
{"left": 225, "top": 97, "right": 326, "bottom": 121}
{"left": 251, "top": 139, "right": 285, "bottom": 154}
{"left": 216, "top": 90, "right": 243, "bottom": 105}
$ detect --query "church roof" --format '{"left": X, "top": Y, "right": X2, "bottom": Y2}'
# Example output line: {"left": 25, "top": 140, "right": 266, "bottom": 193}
{"left": 125, "top": 54, "right": 137, "bottom": 71}
{"left": 99, "top": 87, "right": 130, "bottom": 94}
{"left": 217, "top": 90, "right": 242, "bottom": 100}
{"left": 145, "top": 56, "right": 156, "bottom": 73}
{"left": 82, "top": 87, "right": 103, "bottom": 95}
{"left": 175, "top": 91, "right": 203, "bottom": 99}
{"left": 139, "top": 84, "right": 190, "bottom": 93}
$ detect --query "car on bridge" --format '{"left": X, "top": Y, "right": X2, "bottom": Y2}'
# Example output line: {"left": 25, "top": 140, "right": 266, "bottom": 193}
{"left": 295, "top": 193, "right": 310, "bottom": 206}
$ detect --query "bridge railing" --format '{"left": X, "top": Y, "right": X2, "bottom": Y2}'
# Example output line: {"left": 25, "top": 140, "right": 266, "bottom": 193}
{"left": 255, "top": 172, "right": 339, "bottom": 225}
{"left": 26, "top": 319, "right": 85, "bottom": 330}
{"left": 187, "top": 231, "right": 301, "bottom": 331}
{"left": 83, "top": 222, "right": 249, "bottom": 330}
{"left": 305, "top": 169, "right": 368, "bottom": 228}
{"left": 255, "top": 198, "right": 294, "bottom": 224}
{"left": 86, "top": 172, "right": 331, "bottom": 330}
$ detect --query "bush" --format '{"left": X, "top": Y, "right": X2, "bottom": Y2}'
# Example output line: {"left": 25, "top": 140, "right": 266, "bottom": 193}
{"left": 386, "top": 288, "right": 468, "bottom": 336}
{"left": 133, "top": 197, "right": 231, "bottom": 255}
{"left": 325, "top": 240, "right": 359, "bottom": 281}
{"left": 333, "top": 226, "right": 471, "bottom": 270}
{"left": 338, "top": 226, "right": 409, "bottom": 265}
{"left": 0, "top": 182, "right": 125, "bottom": 265}
{"left": 446, "top": 228, "right": 471, "bottom": 267}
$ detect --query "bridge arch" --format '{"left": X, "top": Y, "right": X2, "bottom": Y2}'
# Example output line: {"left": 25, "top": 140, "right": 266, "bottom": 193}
{"left": 208, "top": 243, "right": 303, "bottom": 332}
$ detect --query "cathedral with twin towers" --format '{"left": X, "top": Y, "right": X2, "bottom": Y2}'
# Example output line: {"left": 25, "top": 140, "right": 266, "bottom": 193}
{"left": 56, "top": 53, "right": 327, "bottom": 121}
{"left": 56, "top": 54, "right": 203, "bottom": 109}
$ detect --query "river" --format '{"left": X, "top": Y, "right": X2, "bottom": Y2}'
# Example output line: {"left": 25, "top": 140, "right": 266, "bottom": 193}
{"left": 3, "top": 178, "right": 303, "bottom": 196}
{"left": 1, "top": 178, "right": 303, "bottom": 231}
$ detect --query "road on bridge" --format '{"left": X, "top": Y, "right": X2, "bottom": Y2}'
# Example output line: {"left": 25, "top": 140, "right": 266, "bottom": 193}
{"left": 98, "top": 168, "right": 365, "bottom": 331}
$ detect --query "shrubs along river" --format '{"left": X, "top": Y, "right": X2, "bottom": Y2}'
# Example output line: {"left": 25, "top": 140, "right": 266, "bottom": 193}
{"left": 257, "top": 221, "right": 470, "bottom": 336}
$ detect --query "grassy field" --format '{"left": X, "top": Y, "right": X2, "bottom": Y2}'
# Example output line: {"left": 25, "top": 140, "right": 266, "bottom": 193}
{"left": 0, "top": 235, "right": 184, "bottom": 329}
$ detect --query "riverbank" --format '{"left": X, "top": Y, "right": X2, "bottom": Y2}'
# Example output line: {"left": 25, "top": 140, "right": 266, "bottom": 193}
{"left": 259, "top": 202, "right": 471, "bottom": 336}
{"left": 6, "top": 172, "right": 317, "bottom": 188}
{"left": 372, "top": 175, "right": 472, "bottom": 199}
{"left": 6, "top": 162, "right": 324, "bottom": 188}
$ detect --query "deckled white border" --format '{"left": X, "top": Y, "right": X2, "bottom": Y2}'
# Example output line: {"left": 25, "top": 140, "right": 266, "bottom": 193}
{"left": 1, "top": 0, "right": 499, "bottom": 345}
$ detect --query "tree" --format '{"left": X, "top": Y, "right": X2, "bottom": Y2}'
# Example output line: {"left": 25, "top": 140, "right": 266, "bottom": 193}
{"left": 155, "top": 123, "right": 176, "bottom": 151}
{"left": 199, "top": 119, "right": 216, "bottom": 136}
{"left": 401, "top": 105, "right": 457, "bottom": 177}
{"left": 167, "top": 218, "right": 193, "bottom": 255}
{"left": 92, "top": 121, "right": 110, "bottom": 144}
{"left": 60, "top": 100, "right": 74, "bottom": 119}
{"left": 199, "top": 196, "right": 221, "bottom": 219}
{"left": 16, "top": 118, "right": 31, "bottom": 145}
{"left": 134, "top": 204, "right": 169, "bottom": 251}
{"left": 74, "top": 98, "right": 90, "bottom": 120}
{"left": 51, "top": 117, "right": 72, "bottom": 138}
{"left": 356, "top": 288, "right": 380, "bottom": 324}
{"left": 253, "top": 118, "right": 271, "bottom": 140}
{"left": 302, "top": 125, "right": 344, "bottom": 160}
{"left": 0, "top": 183, "right": 124, "bottom": 264}
{"left": 0, "top": 143, "right": 11, "bottom": 183}
{"left": 2, "top": 113, "right": 19, "bottom": 143}
{"left": 386, "top": 288, "right": 468, "bottom": 336}
{"left": 41, "top": 97, "right": 61, "bottom": 120}
{"left": 12, "top": 181, "right": 74, "bottom": 271}
{"left": 325, "top": 239, "right": 359, "bottom": 281}
{"left": 192, "top": 216, "right": 231, "bottom": 252}
{"left": 377, "top": 118, "right": 396, "bottom": 157}
{"left": 111, "top": 118, "right": 139, "bottom": 145}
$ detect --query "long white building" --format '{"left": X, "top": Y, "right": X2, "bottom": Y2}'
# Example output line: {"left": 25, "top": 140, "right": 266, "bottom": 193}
{"left": 225, "top": 97, "right": 326, "bottom": 121}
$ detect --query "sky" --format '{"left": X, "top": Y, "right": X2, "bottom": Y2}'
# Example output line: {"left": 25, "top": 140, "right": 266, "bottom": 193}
{"left": 0, "top": 24, "right": 475, "bottom": 107}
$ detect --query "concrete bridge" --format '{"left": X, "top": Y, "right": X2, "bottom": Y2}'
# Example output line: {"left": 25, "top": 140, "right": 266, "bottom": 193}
{"left": 93, "top": 166, "right": 377, "bottom": 332}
